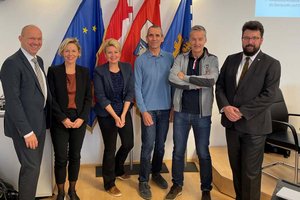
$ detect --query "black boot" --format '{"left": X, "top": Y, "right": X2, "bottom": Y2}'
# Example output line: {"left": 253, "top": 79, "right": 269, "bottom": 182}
{"left": 68, "top": 181, "right": 80, "bottom": 200}
{"left": 56, "top": 183, "right": 65, "bottom": 200}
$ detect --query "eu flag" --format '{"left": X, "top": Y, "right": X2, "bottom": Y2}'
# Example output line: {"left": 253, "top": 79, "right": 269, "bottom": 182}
{"left": 52, "top": 0, "right": 105, "bottom": 129}
{"left": 161, "top": 0, "right": 192, "bottom": 57}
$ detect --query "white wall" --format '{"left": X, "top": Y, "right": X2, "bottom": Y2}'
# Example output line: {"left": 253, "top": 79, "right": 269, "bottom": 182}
{"left": 1, "top": 0, "right": 299, "bottom": 164}
{"left": 195, "top": 0, "right": 300, "bottom": 144}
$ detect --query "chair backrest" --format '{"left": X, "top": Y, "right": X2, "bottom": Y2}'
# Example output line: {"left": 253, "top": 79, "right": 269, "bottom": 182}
{"left": 270, "top": 89, "right": 289, "bottom": 132}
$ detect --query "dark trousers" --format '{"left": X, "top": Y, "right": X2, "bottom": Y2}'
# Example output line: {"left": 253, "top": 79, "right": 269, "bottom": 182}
{"left": 226, "top": 128, "right": 267, "bottom": 200}
{"left": 172, "top": 112, "right": 212, "bottom": 191}
{"left": 98, "top": 113, "right": 134, "bottom": 190}
{"left": 138, "top": 110, "right": 170, "bottom": 182}
{"left": 51, "top": 109, "right": 86, "bottom": 184}
{"left": 12, "top": 129, "right": 45, "bottom": 200}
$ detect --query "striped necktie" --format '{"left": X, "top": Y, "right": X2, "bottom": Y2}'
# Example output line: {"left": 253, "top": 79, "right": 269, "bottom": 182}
{"left": 239, "top": 57, "right": 250, "bottom": 84}
{"left": 31, "top": 58, "right": 46, "bottom": 97}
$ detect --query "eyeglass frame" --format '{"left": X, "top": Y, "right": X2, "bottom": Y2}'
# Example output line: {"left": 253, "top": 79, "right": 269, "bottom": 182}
{"left": 242, "top": 36, "right": 261, "bottom": 41}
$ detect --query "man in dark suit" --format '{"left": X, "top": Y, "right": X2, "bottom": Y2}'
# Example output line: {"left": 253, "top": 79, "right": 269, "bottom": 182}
{"left": 215, "top": 21, "right": 281, "bottom": 200}
{"left": 1, "top": 25, "right": 50, "bottom": 200}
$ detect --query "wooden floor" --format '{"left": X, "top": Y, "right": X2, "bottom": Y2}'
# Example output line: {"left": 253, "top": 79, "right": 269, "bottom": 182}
{"left": 211, "top": 146, "right": 299, "bottom": 200}
{"left": 41, "top": 160, "right": 233, "bottom": 200}
{"left": 40, "top": 146, "right": 299, "bottom": 200}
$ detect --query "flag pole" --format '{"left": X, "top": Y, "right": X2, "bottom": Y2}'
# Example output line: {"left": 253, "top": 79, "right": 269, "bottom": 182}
{"left": 183, "top": 0, "right": 199, "bottom": 172}
{"left": 128, "top": 0, "right": 134, "bottom": 172}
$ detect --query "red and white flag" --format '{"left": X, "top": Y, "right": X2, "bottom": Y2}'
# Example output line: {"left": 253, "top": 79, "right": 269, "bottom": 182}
{"left": 120, "top": 0, "right": 161, "bottom": 67}
{"left": 96, "top": 0, "right": 133, "bottom": 66}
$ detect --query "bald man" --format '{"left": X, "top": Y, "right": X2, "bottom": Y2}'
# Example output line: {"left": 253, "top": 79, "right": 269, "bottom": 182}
{"left": 1, "top": 25, "right": 51, "bottom": 200}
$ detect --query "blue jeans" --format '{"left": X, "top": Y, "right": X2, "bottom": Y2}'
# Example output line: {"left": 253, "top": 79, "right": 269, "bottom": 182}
{"left": 172, "top": 112, "right": 212, "bottom": 191}
{"left": 139, "top": 110, "right": 170, "bottom": 182}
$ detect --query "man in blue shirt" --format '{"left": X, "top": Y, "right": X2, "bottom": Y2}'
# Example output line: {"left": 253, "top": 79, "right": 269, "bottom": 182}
{"left": 134, "top": 25, "right": 174, "bottom": 200}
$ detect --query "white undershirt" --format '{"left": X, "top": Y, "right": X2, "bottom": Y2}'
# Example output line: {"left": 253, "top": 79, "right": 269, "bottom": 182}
{"left": 236, "top": 49, "right": 261, "bottom": 84}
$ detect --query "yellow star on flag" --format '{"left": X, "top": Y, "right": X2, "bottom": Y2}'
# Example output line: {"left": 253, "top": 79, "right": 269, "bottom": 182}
{"left": 83, "top": 27, "right": 88, "bottom": 34}
{"left": 92, "top": 25, "right": 97, "bottom": 32}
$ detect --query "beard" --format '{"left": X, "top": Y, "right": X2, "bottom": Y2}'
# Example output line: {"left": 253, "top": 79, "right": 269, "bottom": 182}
{"left": 242, "top": 44, "right": 260, "bottom": 56}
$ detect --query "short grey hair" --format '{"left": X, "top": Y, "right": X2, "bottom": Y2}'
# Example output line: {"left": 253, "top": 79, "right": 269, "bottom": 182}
{"left": 147, "top": 25, "right": 163, "bottom": 36}
{"left": 190, "top": 25, "right": 207, "bottom": 37}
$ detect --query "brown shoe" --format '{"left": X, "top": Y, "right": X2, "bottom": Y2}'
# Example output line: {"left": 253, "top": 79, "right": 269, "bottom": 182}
{"left": 107, "top": 186, "right": 122, "bottom": 197}
{"left": 116, "top": 173, "right": 131, "bottom": 180}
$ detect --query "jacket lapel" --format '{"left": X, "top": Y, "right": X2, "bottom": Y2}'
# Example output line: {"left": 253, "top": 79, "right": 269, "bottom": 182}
{"left": 237, "top": 51, "right": 264, "bottom": 88}
{"left": 119, "top": 63, "right": 128, "bottom": 91}
{"left": 232, "top": 53, "right": 243, "bottom": 88}
{"left": 18, "top": 50, "right": 44, "bottom": 95}
{"left": 58, "top": 64, "right": 68, "bottom": 107}
{"left": 103, "top": 64, "right": 114, "bottom": 93}
{"left": 75, "top": 65, "right": 84, "bottom": 105}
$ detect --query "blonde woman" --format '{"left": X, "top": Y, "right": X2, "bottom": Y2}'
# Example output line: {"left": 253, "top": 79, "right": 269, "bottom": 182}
{"left": 47, "top": 38, "right": 92, "bottom": 200}
{"left": 93, "top": 39, "right": 134, "bottom": 197}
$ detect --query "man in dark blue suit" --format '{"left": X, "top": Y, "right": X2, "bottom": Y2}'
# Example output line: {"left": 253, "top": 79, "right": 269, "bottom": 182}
{"left": 216, "top": 21, "right": 281, "bottom": 200}
{"left": 1, "top": 25, "right": 50, "bottom": 200}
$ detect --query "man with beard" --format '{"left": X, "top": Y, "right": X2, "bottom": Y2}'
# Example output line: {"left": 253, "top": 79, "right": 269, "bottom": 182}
{"left": 215, "top": 21, "right": 281, "bottom": 200}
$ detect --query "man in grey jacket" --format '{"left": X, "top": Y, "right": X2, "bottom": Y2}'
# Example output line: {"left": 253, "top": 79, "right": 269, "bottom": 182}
{"left": 165, "top": 25, "right": 219, "bottom": 200}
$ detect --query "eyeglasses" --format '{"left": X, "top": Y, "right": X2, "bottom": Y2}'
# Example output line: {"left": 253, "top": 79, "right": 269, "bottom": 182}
{"left": 242, "top": 36, "right": 261, "bottom": 41}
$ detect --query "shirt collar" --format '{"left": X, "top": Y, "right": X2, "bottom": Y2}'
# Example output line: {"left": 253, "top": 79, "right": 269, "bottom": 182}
{"left": 243, "top": 49, "right": 261, "bottom": 62}
{"left": 188, "top": 48, "right": 207, "bottom": 59}
{"left": 145, "top": 49, "right": 164, "bottom": 58}
{"left": 20, "top": 47, "right": 36, "bottom": 62}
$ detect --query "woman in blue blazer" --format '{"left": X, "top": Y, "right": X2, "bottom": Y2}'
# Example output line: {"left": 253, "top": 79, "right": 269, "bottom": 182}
{"left": 94, "top": 39, "right": 134, "bottom": 197}
{"left": 47, "top": 38, "right": 92, "bottom": 200}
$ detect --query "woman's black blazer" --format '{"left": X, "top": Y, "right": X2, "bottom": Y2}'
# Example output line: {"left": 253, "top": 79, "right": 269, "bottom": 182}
{"left": 47, "top": 63, "right": 92, "bottom": 122}
{"left": 93, "top": 61, "right": 134, "bottom": 117}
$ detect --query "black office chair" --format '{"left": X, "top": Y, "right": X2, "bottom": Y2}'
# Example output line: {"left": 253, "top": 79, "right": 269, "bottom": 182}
{"left": 262, "top": 89, "right": 300, "bottom": 184}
